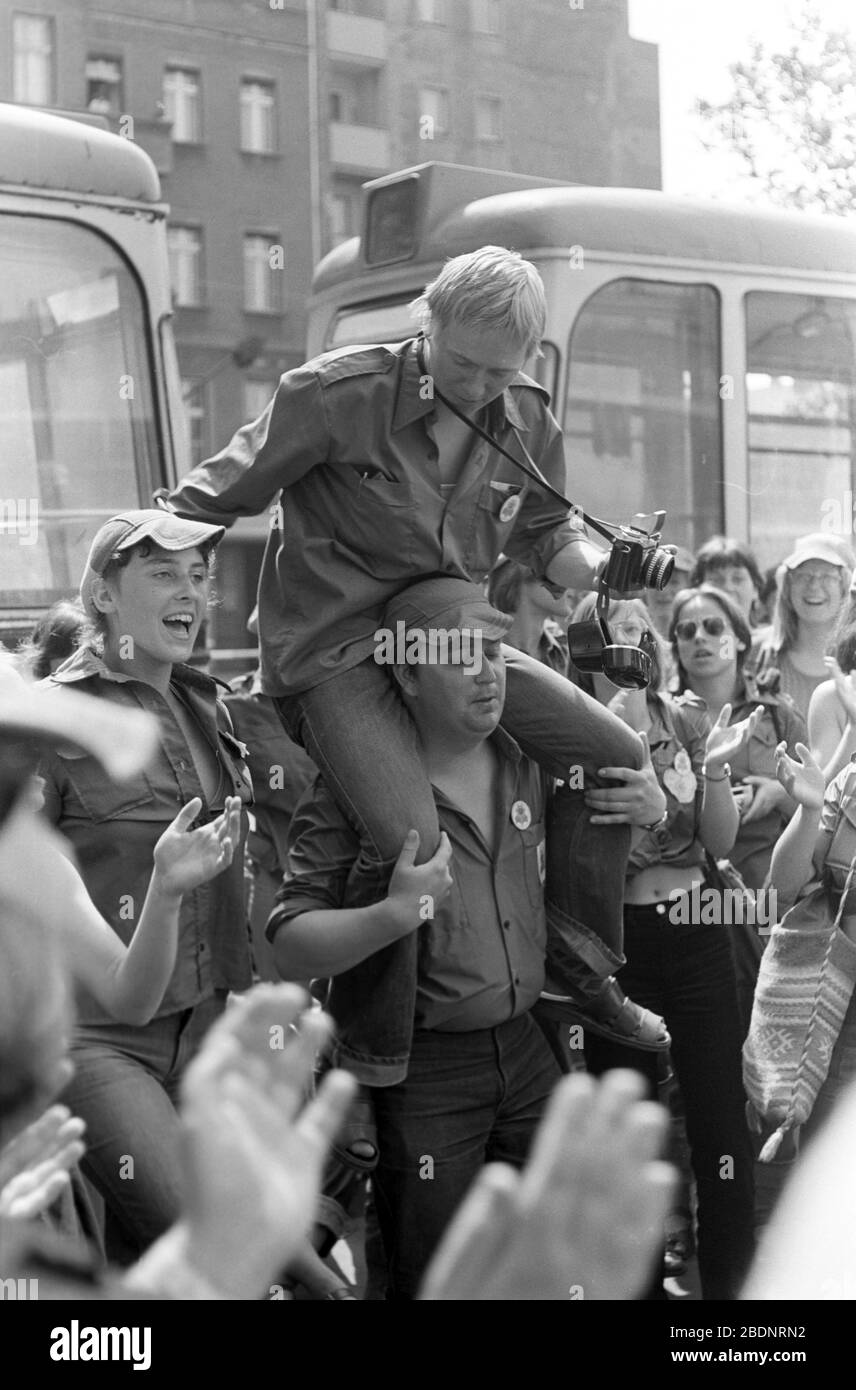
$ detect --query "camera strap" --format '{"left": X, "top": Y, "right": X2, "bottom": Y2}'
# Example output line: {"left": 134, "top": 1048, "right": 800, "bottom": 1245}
{"left": 415, "top": 337, "right": 615, "bottom": 547}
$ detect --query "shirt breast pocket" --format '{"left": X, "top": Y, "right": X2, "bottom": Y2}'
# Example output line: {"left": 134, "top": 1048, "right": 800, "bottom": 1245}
{"left": 468, "top": 482, "right": 525, "bottom": 573}
{"left": 333, "top": 464, "right": 416, "bottom": 571}
{"left": 745, "top": 716, "right": 778, "bottom": 777}
{"left": 53, "top": 746, "right": 154, "bottom": 824}
{"left": 518, "top": 821, "right": 547, "bottom": 908}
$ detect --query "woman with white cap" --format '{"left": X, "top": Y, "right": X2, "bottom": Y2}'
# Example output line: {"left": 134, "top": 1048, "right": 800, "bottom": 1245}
{"left": 753, "top": 533, "right": 855, "bottom": 721}
{"left": 37, "top": 510, "right": 254, "bottom": 1263}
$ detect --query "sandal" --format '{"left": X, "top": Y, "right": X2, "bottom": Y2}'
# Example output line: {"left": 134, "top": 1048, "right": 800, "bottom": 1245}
{"left": 540, "top": 977, "right": 671, "bottom": 1052}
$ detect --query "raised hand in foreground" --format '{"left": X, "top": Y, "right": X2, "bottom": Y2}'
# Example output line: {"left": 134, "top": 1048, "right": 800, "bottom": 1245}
{"left": 0, "top": 1105, "right": 86, "bottom": 1221}
{"left": 126, "top": 983, "right": 356, "bottom": 1300}
{"left": 420, "top": 1068, "right": 675, "bottom": 1301}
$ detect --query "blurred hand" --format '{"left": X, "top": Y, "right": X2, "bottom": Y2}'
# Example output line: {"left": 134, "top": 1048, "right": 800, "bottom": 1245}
{"left": 176, "top": 983, "right": 356, "bottom": 1298}
{"left": 152, "top": 796, "right": 243, "bottom": 897}
{"left": 739, "top": 774, "right": 789, "bottom": 823}
{"left": 0, "top": 1105, "right": 86, "bottom": 1221}
{"left": 774, "top": 740, "right": 825, "bottom": 812}
{"left": 420, "top": 1069, "right": 675, "bottom": 1301}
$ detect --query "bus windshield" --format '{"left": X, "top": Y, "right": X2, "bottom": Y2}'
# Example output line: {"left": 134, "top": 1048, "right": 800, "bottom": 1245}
{"left": 0, "top": 214, "right": 158, "bottom": 608}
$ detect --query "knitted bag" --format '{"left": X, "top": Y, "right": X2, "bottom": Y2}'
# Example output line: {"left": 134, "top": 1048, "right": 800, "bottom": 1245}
{"left": 743, "top": 858, "right": 856, "bottom": 1161}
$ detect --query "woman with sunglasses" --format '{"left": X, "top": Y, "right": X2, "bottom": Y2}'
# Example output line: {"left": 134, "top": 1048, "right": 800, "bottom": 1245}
{"left": 670, "top": 586, "right": 806, "bottom": 904}
{"left": 562, "top": 592, "right": 761, "bottom": 1299}
{"left": 753, "top": 534, "right": 854, "bottom": 721}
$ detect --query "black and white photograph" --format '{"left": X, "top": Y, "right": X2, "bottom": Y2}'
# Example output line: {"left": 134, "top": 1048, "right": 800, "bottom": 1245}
{"left": 0, "top": 0, "right": 853, "bottom": 1359}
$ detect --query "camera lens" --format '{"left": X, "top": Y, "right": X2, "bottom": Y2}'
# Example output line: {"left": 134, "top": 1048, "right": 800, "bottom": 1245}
{"left": 639, "top": 546, "right": 675, "bottom": 591}
{"left": 602, "top": 645, "right": 651, "bottom": 689}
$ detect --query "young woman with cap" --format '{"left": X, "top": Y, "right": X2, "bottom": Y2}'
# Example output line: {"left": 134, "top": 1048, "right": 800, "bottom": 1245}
{"left": 37, "top": 510, "right": 254, "bottom": 1262}
{"left": 753, "top": 533, "right": 855, "bottom": 720}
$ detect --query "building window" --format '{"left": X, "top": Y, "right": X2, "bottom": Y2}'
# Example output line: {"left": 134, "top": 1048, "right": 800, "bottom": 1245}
{"left": 167, "top": 225, "right": 204, "bottom": 307}
{"left": 240, "top": 78, "right": 276, "bottom": 153}
{"left": 13, "top": 14, "right": 55, "bottom": 106}
{"left": 163, "top": 66, "right": 202, "bottom": 143}
{"left": 181, "top": 379, "right": 209, "bottom": 465}
{"left": 419, "top": 86, "right": 449, "bottom": 138}
{"left": 243, "top": 379, "right": 276, "bottom": 423}
{"left": 329, "top": 91, "right": 343, "bottom": 122}
{"left": 472, "top": 0, "right": 502, "bottom": 34}
{"left": 243, "top": 234, "right": 282, "bottom": 313}
{"left": 86, "top": 56, "right": 123, "bottom": 116}
{"left": 475, "top": 95, "right": 503, "bottom": 142}
{"left": 417, "top": 0, "right": 447, "bottom": 22}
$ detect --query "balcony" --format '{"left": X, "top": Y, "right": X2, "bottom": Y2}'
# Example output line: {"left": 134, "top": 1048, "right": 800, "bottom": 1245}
{"left": 329, "top": 121, "right": 390, "bottom": 173}
{"left": 326, "top": 11, "right": 387, "bottom": 65}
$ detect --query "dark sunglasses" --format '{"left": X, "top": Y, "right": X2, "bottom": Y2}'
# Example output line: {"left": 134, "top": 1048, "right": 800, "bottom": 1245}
{"left": 674, "top": 616, "right": 728, "bottom": 642}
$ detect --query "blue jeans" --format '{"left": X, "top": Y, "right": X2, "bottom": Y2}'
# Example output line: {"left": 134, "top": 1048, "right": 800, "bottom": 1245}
{"left": 586, "top": 903, "right": 755, "bottom": 1301}
{"left": 277, "top": 648, "right": 642, "bottom": 1083}
{"left": 61, "top": 993, "right": 225, "bottom": 1261}
{"left": 371, "top": 1011, "right": 561, "bottom": 1299}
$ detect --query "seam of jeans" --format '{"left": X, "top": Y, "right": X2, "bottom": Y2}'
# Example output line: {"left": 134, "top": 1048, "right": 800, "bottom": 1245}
{"left": 297, "top": 703, "right": 387, "bottom": 859}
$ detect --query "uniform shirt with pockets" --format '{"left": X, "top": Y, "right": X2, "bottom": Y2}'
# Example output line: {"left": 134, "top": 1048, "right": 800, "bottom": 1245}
{"left": 38, "top": 647, "right": 254, "bottom": 1024}
{"left": 627, "top": 692, "right": 711, "bottom": 877}
{"left": 269, "top": 727, "right": 548, "bottom": 1032}
{"left": 167, "top": 336, "right": 583, "bottom": 698}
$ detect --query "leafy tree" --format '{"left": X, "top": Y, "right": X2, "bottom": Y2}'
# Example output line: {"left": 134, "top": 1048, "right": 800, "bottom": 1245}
{"left": 697, "top": 4, "right": 856, "bottom": 215}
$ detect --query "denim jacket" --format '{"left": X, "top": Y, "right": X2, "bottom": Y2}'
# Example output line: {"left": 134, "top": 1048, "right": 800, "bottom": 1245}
{"left": 39, "top": 648, "right": 254, "bottom": 1023}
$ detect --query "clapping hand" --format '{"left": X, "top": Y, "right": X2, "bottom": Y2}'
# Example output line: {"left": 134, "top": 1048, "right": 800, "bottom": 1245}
{"left": 0, "top": 1105, "right": 86, "bottom": 1221}
{"left": 175, "top": 983, "right": 356, "bottom": 1298}
{"left": 420, "top": 1069, "right": 674, "bottom": 1301}
{"left": 704, "top": 702, "right": 764, "bottom": 773}
{"left": 774, "top": 741, "right": 825, "bottom": 812}
{"left": 152, "top": 795, "right": 243, "bottom": 898}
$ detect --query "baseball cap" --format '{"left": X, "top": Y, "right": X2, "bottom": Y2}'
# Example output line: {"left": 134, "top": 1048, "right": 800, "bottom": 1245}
{"left": 782, "top": 532, "right": 855, "bottom": 573}
{"left": 382, "top": 576, "right": 513, "bottom": 642}
{"left": 0, "top": 658, "right": 159, "bottom": 788}
{"left": 79, "top": 510, "right": 226, "bottom": 618}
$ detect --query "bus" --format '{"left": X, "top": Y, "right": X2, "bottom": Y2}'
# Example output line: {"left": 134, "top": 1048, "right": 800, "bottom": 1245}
{"left": 0, "top": 101, "right": 186, "bottom": 649}
{"left": 307, "top": 162, "right": 856, "bottom": 572}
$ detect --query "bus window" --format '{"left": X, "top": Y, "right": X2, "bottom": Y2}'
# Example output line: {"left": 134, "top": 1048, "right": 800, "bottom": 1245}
{"left": 0, "top": 214, "right": 158, "bottom": 608}
{"left": 745, "top": 291, "right": 856, "bottom": 569}
{"left": 327, "top": 300, "right": 559, "bottom": 398}
{"left": 329, "top": 300, "right": 421, "bottom": 348}
{"left": 564, "top": 279, "right": 721, "bottom": 552}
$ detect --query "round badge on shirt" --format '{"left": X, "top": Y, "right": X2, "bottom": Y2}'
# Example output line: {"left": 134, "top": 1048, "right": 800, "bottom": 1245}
{"left": 511, "top": 799, "right": 532, "bottom": 829}
{"left": 662, "top": 747, "right": 697, "bottom": 804}
{"left": 500, "top": 495, "right": 521, "bottom": 523}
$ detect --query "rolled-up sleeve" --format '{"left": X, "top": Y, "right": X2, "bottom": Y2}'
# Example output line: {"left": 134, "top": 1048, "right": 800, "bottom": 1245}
{"left": 168, "top": 366, "right": 331, "bottom": 525}
{"left": 265, "top": 777, "right": 358, "bottom": 942}
{"left": 502, "top": 393, "right": 589, "bottom": 582}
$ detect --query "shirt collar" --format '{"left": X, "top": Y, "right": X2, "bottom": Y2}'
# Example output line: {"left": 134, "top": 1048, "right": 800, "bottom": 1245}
{"left": 48, "top": 645, "right": 217, "bottom": 697}
{"left": 391, "top": 334, "right": 530, "bottom": 435}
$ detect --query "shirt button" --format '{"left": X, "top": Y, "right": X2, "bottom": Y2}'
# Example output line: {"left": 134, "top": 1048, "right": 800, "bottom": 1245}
{"left": 502, "top": 919, "right": 511, "bottom": 930}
